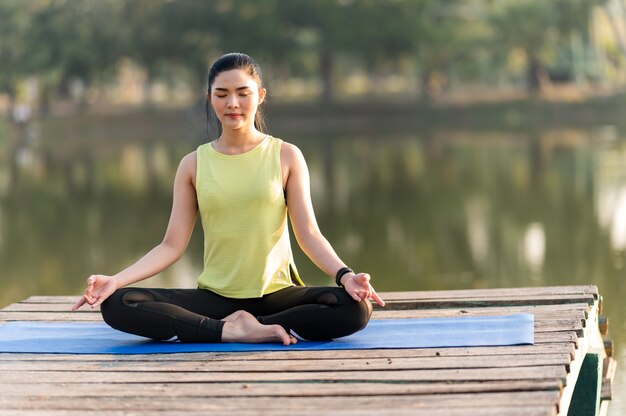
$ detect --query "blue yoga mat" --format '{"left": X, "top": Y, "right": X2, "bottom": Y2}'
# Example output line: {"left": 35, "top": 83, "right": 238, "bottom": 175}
{"left": 0, "top": 314, "right": 533, "bottom": 354}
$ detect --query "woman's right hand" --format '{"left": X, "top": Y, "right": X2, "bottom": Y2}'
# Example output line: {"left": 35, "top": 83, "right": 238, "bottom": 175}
{"left": 71, "top": 275, "right": 119, "bottom": 311}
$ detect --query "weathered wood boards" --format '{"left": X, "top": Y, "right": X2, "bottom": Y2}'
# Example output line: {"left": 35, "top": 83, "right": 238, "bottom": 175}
{"left": 0, "top": 285, "right": 615, "bottom": 416}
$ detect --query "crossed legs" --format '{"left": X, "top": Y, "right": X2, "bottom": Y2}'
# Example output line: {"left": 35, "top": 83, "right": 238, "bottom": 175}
{"left": 100, "top": 286, "right": 372, "bottom": 344}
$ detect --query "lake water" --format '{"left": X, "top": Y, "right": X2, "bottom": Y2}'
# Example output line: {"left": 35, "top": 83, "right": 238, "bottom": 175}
{"left": 0, "top": 109, "right": 624, "bottom": 413}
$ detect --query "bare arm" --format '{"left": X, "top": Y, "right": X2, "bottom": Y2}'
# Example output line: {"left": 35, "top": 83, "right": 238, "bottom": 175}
{"left": 112, "top": 152, "right": 198, "bottom": 287}
{"left": 72, "top": 152, "right": 199, "bottom": 310}
{"left": 282, "top": 143, "right": 384, "bottom": 307}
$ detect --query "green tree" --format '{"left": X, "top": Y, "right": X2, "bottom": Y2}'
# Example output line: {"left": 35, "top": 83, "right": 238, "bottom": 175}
{"left": 25, "top": 0, "right": 124, "bottom": 108}
{"left": 488, "top": 0, "right": 599, "bottom": 91}
{"left": 411, "top": 1, "right": 486, "bottom": 99}
{"left": 280, "top": 0, "right": 425, "bottom": 102}
{"left": 0, "top": 1, "right": 32, "bottom": 117}
{"left": 277, "top": 0, "right": 352, "bottom": 102}
{"left": 122, "top": 0, "right": 174, "bottom": 105}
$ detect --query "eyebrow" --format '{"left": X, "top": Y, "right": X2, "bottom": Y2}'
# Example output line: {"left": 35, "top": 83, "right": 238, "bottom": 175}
{"left": 213, "top": 86, "right": 252, "bottom": 92}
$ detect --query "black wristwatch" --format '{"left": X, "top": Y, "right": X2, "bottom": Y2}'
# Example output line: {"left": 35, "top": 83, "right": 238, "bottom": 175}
{"left": 335, "top": 267, "right": 353, "bottom": 287}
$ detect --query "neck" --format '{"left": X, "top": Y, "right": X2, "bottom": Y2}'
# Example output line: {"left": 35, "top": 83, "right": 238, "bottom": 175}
{"left": 214, "top": 128, "right": 266, "bottom": 154}
{"left": 219, "top": 127, "right": 261, "bottom": 144}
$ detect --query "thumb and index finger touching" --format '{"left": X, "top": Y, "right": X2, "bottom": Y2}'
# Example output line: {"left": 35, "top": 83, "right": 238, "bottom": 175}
{"left": 71, "top": 274, "right": 108, "bottom": 311}
{"left": 355, "top": 273, "right": 386, "bottom": 308}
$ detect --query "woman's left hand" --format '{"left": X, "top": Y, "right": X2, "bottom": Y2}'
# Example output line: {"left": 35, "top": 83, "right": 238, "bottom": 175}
{"left": 342, "top": 273, "right": 385, "bottom": 307}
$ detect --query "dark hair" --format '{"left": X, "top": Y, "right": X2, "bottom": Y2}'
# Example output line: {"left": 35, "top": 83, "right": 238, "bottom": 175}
{"left": 205, "top": 53, "right": 267, "bottom": 139}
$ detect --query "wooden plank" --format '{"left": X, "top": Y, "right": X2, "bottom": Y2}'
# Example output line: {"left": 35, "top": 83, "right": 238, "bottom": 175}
{"left": 601, "top": 357, "right": 617, "bottom": 400}
{"left": 0, "top": 312, "right": 102, "bottom": 322}
{"left": 0, "top": 365, "right": 567, "bottom": 383}
{"left": 379, "top": 286, "right": 598, "bottom": 300}
{"left": 601, "top": 378, "right": 611, "bottom": 401}
{"left": 0, "top": 352, "right": 572, "bottom": 372}
{"left": 534, "top": 332, "right": 577, "bottom": 345}
{"left": 375, "top": 309, "right": 588, "bottom": 321}
{"left": 0, "top": 380, "right": 563, "bottom": 397}
{"left": 0, "top": 408, "right": 558, "bottom": 416}
{"left": 379, "top": 295, "right": 595, "bottom": 310}
{"left": 603, "top": 356, "right": 617, "bottom": 379}
{"left": 0, "top": 391, "right": 562, "bottom": 410}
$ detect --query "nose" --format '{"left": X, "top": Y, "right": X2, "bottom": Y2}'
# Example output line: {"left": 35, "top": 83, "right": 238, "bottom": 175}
{"left": 227, "top": 95, "right": 239, "bottom": 108}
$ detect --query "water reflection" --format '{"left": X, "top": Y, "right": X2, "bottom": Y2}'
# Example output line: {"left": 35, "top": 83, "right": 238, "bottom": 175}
{"left": 595, "top": 142, "right": 626, "bottom": 256}
{"left": 521, "top": 222, "right": 546, "bottom": 277}
{"left": 1, "top": 116, "right": 625, "bottom": 412}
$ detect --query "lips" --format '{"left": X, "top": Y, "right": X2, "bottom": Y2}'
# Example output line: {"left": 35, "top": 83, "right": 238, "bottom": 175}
{"left": 225, "top": 113, "right": 242, "bottom": 118}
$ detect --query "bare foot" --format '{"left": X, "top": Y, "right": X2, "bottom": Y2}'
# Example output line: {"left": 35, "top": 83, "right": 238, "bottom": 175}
{"left": 221, "top": 310, "right": 297, "bottom": 346}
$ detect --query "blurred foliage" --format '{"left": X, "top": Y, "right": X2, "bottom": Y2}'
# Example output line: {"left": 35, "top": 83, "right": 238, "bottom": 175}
{"left": 488, "top": 0, "right": 603, "bottom": 89}
{"left": 0, "top": 0, "right": 624, "bottom": 109}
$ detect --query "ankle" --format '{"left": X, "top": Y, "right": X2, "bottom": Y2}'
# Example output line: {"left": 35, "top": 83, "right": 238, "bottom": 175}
{"left": 220, "top": 321, "right": 241, "bottom": 343}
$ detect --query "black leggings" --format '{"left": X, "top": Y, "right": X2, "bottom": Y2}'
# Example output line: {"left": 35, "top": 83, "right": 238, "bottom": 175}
{"left": 100, "top": 286, "right": 372, "bottom": 343}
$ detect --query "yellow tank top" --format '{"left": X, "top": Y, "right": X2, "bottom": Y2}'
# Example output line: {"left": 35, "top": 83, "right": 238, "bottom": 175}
{"left": 195, "top": 135, "right": 303, "bottom": 298}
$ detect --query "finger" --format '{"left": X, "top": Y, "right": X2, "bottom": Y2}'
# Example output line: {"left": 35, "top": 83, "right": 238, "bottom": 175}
{"left": 349, "top": 290, "right": 362, "bottom": 302}
{"left": 71, "top": 297, "right": 86, "bottom": 311}
{"left": 92, "top": 293, "right": 109, "bottom": 309}
{"left": 359, "top": 273, "right": 371, "bottom": 286}
{"left": 84, "top": 279, "right": 95, "bottom": 297}
{"left": 362, "top": 290, "right": 371, "bottom": 301}
{"left": 74, "top": 293, "right": 96, "bottom": 310}
{"left": 370, "top": 286, "right": 385, "bottom": 307}
{"left": 354, "top": 288, "right": 369, "bottom": 300}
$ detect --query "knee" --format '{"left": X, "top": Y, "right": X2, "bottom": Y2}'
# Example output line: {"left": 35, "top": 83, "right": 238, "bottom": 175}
{"left": 351, "top": 298, "right": 373, "bottom": 332}
{"left": 332, "top": 297, "right": 372, "bottom": 338}
{"left": 99, "top": 289, "right": 126, "bottom": 328}
{"left": 337, "top": 290, "right": 373, "bottom": 329}
{"left": 100, "top": 288, "right": 152, "bottom": 329}
{"left": 326, "top": 288, "right": 373, "bottom": 334}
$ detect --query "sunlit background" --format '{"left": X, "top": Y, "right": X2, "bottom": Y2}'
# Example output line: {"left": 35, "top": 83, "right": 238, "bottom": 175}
{"left": 1, "top": 0, "right": 626, "bottom": 412}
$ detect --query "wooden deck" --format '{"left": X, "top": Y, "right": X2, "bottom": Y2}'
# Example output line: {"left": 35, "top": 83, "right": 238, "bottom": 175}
{"left": 0, "top": 285, "right": 616, "bottom": 416}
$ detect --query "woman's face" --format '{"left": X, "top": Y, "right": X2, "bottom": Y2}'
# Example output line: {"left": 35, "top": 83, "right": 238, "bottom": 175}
{"left": 210, "top": 69, "right": 266, "bottom": 133}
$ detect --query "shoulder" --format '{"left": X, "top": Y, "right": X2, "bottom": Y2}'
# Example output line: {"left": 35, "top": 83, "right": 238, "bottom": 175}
{"left": 178, "top": 151, "right": 197, "bottom": 177}
{"left": 180, "top": 150, "right": 197, "bottom": 167}
{"left": 280, "top": 140, "right": 305, "bottom": 164}
{"left": 279, "top": 140, "right": 308, "bottom": 182}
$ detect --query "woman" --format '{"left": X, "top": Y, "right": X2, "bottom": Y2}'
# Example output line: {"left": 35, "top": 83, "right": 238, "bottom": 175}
{"left": 72, "top": 53, "right": 385, "bottom": 346}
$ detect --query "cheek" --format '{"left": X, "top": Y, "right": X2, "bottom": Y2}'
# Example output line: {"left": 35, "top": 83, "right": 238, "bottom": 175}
{"left": 245, "top": 97, "right": 259, "bottom": 111}
{"left": 210, "top": 99, "right": 225, "bottom": 113}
